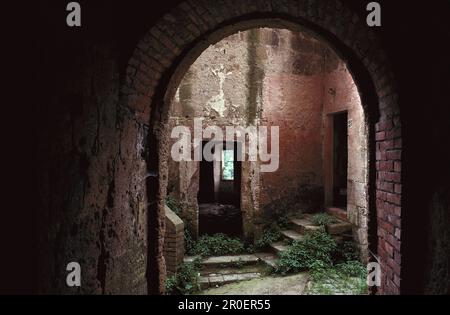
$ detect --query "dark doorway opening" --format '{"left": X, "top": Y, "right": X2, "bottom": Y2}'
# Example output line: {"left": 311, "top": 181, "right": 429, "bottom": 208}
{"left": 198, "top": 141, "right": 242, "bottom": 237}
{"left": 333, "top": 112, "right": 348, "bottom": 209}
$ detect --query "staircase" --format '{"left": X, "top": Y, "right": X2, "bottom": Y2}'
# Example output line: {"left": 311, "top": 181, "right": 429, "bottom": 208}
{"left": 185, "top": 212, "right": 354, "bottom": 291}
{"left": 269, "top": 213, "right": 353, "bottom": 256}
{"left": 184, "top": 254, "right": 267, "bottom": 290}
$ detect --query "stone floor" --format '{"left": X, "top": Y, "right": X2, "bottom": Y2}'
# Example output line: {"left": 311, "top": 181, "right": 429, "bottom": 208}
{"left": 199, "top": 273, "right": 310, "bottom": 295}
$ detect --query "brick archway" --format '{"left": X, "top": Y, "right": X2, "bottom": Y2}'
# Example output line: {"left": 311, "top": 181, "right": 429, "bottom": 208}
{"left": 123, "top": 0, "right": 402, "bottom": 294}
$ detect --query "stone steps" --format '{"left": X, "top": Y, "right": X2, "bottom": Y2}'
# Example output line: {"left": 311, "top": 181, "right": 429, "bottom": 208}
{"left": 326, "top": 221, "right": 352, "bottom": 235}
{"left": 270, "top": 241, "right": 289, "bottom": 255}
{"left": 190, "top": 212, "right": 355, "bottom": 291}
{"left": 289, "top": 218, "right": 325, "bottom": 234}
{"left": 326, "top": 207, "right": 348, "bottom": 222}
{"left": 289, "top": 215, "right": 352, "bottom": 236}
{"left": 184, "top": 254, "right": 260, "bottom": 268}
{"left": 199, "top": 271, "right": 262, "bottom": 290}
{"left": 190, "top": 254, "right": 267, "bottom": 290}
{"left": 201, "top": 265, "right": 264, "bottom": 276}
{"left": 202, "top": 255, "right": 260, "bottom": 268}
{"left": 280, "top": 229, "right": 305, "bottom": 242}
{"left": 255, "top": 252, "right": 278, "bottom": 268}
{"left": 268, "top": 212, "right": 354, "bottom": 256}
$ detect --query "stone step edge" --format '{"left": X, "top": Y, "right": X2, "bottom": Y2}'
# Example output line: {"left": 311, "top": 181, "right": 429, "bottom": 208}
{"left": 184, "top": 254, "right": 260, "bottom": 267}
{"left": 199, "top": 272, "right": 262, "bottom": 290}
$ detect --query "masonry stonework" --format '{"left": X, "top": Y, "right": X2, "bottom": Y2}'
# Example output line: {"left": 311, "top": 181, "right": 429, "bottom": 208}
{"left": 37, "top": 0, "right": 413, "bottom": 295}
{"left": 126, "top": 0, "right": 402, "bottom": 294}
{"left": 164, "top": 206, "right": 185, "bottom": 275}
{"left": 167, "top": 27, "right": 369, "bottom": 258}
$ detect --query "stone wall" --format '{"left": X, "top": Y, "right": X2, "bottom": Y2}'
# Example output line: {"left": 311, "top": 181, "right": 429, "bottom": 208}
{"left": 164, "top": 206, "right": 185, "bottom": 275}
{"left": 36, "top": 0, "right": 434, "bottom": 295}
{"left": 167, "top": 30, "right": 253, "bottom": 238}
{"left": 168, "top": 28, "right": 336, "bottom": 240}
{"left": 322, "top": 53, "right": 369, "bottom": 259}
{"left": 167, "top": 27, "right": 368, "bottom": 243}
{"left": 36, "top": 37, "right": 149, "bottom": 294}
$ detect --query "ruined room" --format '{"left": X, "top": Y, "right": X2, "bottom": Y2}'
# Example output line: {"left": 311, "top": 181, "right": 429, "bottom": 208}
{"left": 8, "top": 0, "right": 449, "bottom": 297}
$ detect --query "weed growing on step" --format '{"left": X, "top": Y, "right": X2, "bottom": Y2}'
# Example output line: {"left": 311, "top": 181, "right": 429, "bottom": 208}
{"left": 255, "top": 224, "right": 283, "bottom": 250}
{"left": 335, "top": 241, "right": 360, "bottom": 262}
{"left": 311, "top": 213, "right": 336, "bottom": 226}
{"left": 165, "top": 275, "right": 178, "bottom": 294}
{"left": 165, "top": 259, "right": 202, "bottom": 295}
{"left": 254, "top": 212, "right": 292, "bottom": 250}
{"left": 276, "top": 214, "right": 291, "bottom": 230}
{"left": 274, "top": 231, "right": 337, "bottom": 275}
{"left": 188, "top": 233, "right": 246, "bottom": 257}
{"left": 273, "top": 230, "right": 368, "bottom": 294}
{"left": 231, "top": 258, "right": 245, "bottom": 269}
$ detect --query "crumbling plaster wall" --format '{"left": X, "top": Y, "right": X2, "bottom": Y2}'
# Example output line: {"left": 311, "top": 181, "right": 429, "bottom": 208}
{"left": 168, "top": 30, "right": 257, "bottom": 239}
{"left": 168, "top": 27, "right": 368, "bottom": 244}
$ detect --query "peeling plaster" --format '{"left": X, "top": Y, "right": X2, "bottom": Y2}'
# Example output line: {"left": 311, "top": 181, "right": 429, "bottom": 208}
{"left": 207, "top": 65, "right": 232, "bottom": 117}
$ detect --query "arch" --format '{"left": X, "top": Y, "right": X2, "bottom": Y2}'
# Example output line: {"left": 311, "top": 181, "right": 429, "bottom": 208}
{"left": 122, "top": 0, "right": 402, "bottom": 295}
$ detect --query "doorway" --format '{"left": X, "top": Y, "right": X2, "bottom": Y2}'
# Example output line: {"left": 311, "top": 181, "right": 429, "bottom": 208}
{"left": 198, "top": 141, "right": 242, "bottom": 236}
{"left": 332, "top": 112, "right": 348, "bottom": 209}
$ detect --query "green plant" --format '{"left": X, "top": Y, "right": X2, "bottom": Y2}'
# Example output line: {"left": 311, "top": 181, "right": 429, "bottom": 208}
{"left": 255, "top": 224, "right": 283, "bottom": 250}
{"left": 245, "top": 244, "right": 256, "bottom": 254}
{"left": 165, "top": 275, "right": 178, "bottom": 294}
{"left": 306, "top": 261, "right": 368, "bottom": 295}
{"left": 165, "top": 261, "right": 201, "bottom": 295}
{"left": 311, "top": 213, "right": 336, "bottom": 226}
{"left": 334, "top": 241, "right": 360, "bottom": 262}
{"left": 274, "top": 231, "right": 337, "bottom": 275}
{"left": 335, "top": 261, "right": 367, "bottom": 278}
{"left": 231, "top": 259, "right": 245, "bottom": 269}
{"left": 166, "top": 196, "right": 181, "bottom": 216}
{"left": 184, "top": 226, "right": 195, "bottom": 254}
{"left": 188, "top": 233, "right": 246, "bottom": 257}
{"left": 276, "top": 214, "right": 290, "bottom": 230}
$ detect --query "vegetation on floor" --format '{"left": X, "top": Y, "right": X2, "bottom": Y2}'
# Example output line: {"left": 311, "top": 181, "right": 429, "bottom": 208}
{"left": 255, "top": 214, "right": 291, "bottom": 250}
{"left": 165, "top": 260, "right": 202, "bottom": 295}
{"left": 273, "top": 231, "right": 337, "bottom": 275}
{"left": 255, "top": 224, "right": 283, "bottom": 250}
{"left": 188, "top": 233, "right": 246, "bottom": 257}
{"left": 270, "top": 230, "right": 367, "bottom": 295}
{"left": 166, "top": 197, "right": 367, "bottom": 295}
{"left": 276, "top": 214, "right": 291, "bottom": 230}
{"left": 310, "top": 213, "right": 336, "bottom": 226}
{"left": 306, "top": 260, "right": 367, "bottom": 295}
